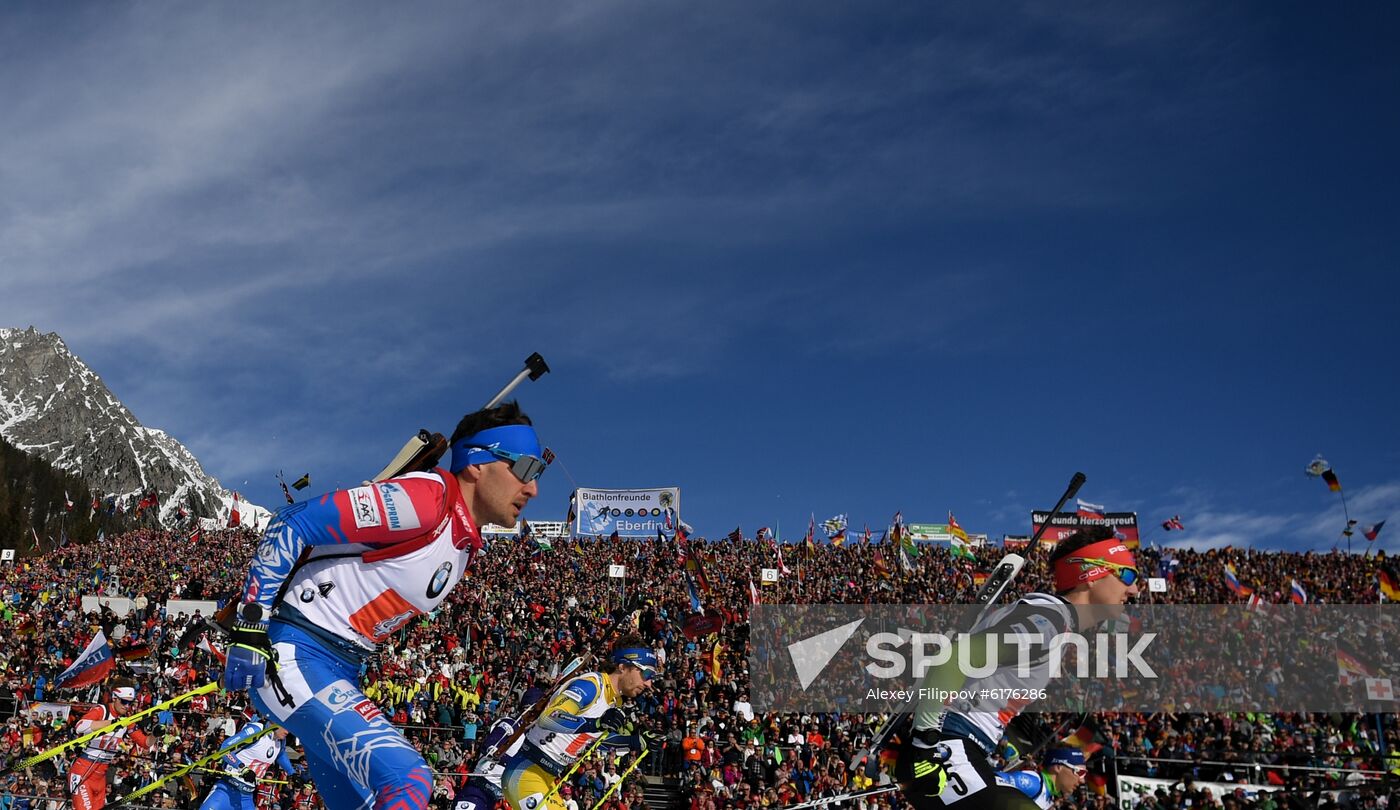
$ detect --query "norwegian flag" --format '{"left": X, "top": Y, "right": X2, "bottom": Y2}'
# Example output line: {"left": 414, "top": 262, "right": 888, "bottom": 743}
{"left": 227, "top": 492, "right": 241, "bottom": 528}
{"left": 1162, "top": 515, "right": 1185, "bottom": 531}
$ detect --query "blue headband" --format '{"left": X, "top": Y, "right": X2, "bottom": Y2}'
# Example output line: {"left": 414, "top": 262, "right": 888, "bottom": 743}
{"left": 449, "top": 424, "right": 542, "bottom": 474}
{"left": 610, "top": 647, "right": 658, "bottom": 672}
{"left": 1046, "top": 749, "right": 1085, "bottom": 768}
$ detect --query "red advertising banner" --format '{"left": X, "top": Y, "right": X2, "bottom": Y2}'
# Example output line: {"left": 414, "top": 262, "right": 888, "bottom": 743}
{"left": 1030, "top": 511, "right": 1140, "bottom": 549}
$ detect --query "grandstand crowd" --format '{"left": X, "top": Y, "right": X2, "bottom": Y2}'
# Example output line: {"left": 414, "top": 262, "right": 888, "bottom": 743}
{"left": 1, "top": 525, "right": 1398, "bottom": 810}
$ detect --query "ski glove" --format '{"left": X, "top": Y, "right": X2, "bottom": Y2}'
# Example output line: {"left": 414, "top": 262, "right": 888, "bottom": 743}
{"left": 593, "top": 708, "right": 630, "bottom": 734}
{"left": 224, "top": 621, "right": 272, "bottom": 691}
{"left": 899, "top": 742, "right": 953, "bottom": 806}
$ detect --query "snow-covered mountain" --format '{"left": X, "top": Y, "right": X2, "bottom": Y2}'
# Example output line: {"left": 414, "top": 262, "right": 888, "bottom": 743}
{"left": 0, "top": 326, "right": 268, "bottom": 529}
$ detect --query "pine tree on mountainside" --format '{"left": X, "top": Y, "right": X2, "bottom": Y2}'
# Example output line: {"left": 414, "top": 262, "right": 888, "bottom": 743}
{"left": 0, "top": 434, "right": 110, "bottom": 554}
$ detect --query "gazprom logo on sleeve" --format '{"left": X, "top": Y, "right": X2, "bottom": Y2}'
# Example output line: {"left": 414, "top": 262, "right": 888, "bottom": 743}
{"left": 376, "top": 483, "right": 420, "bottom": 532}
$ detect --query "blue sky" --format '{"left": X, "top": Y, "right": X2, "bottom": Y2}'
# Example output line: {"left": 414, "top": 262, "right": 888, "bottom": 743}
{"left": 1, "top": 2, "right": 1396, "bottom": 552}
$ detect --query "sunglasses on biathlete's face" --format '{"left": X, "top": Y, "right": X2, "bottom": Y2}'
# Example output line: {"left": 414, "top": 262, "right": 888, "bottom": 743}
{"left": 476, "top": 446, "right": 547, "bottom": 483}
{"left": 1071, "top": 557, "right": 1140, "bottom": 587}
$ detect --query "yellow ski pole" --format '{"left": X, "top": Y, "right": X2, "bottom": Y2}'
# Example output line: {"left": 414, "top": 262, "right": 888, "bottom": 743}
{"left": 9, "top": 681, "right": 220, "bottom": 772}
{"left": 109, "top": 725, "right": 278, "bottom": 809}
{"left": 540, "top": 733, "right": 611, "bottom": 807}
{"left": 589, "top": 749, "right": 649, "bottom": 810}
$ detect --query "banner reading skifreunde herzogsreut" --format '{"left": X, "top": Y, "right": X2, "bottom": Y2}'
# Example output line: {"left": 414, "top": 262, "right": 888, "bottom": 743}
{"left": 1032, "top": 511, "right": 1140, "bottom": 549}
{"left": 574, "top": 487, "right": 680, "bottom": 538}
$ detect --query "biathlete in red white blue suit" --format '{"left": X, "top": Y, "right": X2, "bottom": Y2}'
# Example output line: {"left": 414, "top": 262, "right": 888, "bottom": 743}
{"left": 198, "top": 718, "right": 297, "bottom": 810}
{"left": 68, "top": 682, "right": 152, "bottom": 810}
{"left": 222, "top": 402, "right": 546, "bottom": 810}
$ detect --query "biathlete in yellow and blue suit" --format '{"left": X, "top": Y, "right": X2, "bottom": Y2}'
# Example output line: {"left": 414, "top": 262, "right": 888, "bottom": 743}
{"left": 503, "top": 639, "right": 660, "bottom": 810}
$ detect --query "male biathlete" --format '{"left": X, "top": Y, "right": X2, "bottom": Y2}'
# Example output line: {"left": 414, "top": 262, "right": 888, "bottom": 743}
{"left": 897, "top": 526, "right": 1137, "bottom": 809}
{"left": 198, "top": 715, "right": 296, "bottom": 810}
{"left": 68, "top": 681, "right": 154, "bottom": 810}
{"left": 222, "top": 401, "right": 546, "bottom": 809}
{"left": 502, "top": 639, "right": 660, "bottom": 810}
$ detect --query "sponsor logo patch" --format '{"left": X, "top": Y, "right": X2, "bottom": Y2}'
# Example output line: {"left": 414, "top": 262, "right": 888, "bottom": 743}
{"left": 353, "top": 699, "right": 384, "bottom": 724}
{"left": 426, "top": 561, "right": 453, "bottom": 599}
{"left": 313, "top": 680, "right": 360, "bottom": 712}
{"left": 348, "top": 590, "right": 420, "bottom": 642}
{"left": 377, "top": 483, "right": 421, "bottom": 532}
{"left": 348, "top": 487, "right": 382, "bottom": 529}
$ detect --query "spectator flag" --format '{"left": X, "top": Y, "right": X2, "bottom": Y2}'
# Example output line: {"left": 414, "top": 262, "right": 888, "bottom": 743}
{"left": 91, "top": 494, "right": 101, "bottom": 518}
{"left": 823, "top": 514, "right": 848, "bottom": 538}
{"left": 948, "top": 512, "right": 969, "bottom": 542}
{"left": 566, "top": 493, "right": 578, "bottom": 528}
{"left": 1075, "top": 500, "right": 1106, "bottom": 520}
{"left": 680, "top": 532, "right": 712, "bottom": 592}
{"left": 755, "top": 527, "right": 771, "bottom": 542}
{"left": 1161, "top": 515, "right": 1185, "bottom": 531}
{"left": 1365, "top": 521, "right": 1387, "bottom": 542}
{"left": 65, "top": 490, "right": 74, "bottom": 512}
{"left": 726, "top": 526, "right": 744, "bottom": 543}
{"left": 1379, "top": 566, "right": 1400, "bottom": 602}
{"left": 227, "top": 492, "right": 241, "bottom": 528}
{"left": 1222, "top": 563, "right": 1251, "bottom": 597}
{"left": 684, "top": 570, "right": 704, "bottom": 613}
{"left": 136, "top": 490, "right": 159, "bottom": 514}
{"left": 972, "top": 571, "right": 989, "bottom": 588}
{"left": 1064, "top": 720, "right": 1105, "bottom": 758}
{"left": 897, "top": 539, "right": 915, "bottom": 573}
{"left": 55, "top": 630, "right": 115, "bottom": 689}
{"left": 30, "top": 527, "right": 41, "bottom": 550}
{"left": 861, "top": 524, "right": 872, "bottom": 546}
{"left": 1337, "top": 643, "right": 1376, "bottom": 686}
{"left": 1290, "top": 579, "right": 1308, "bottom": 605}
{"left": 709, "top": 642, "right": 723, "bottom": 681}
{"left": 291, "top": 474, "right": 311, "bottom": 491}
{"left": 187, "top": 527, "right": 202, "bottom": 544}
{"left": 197, "top": 634, "right": 227, "bottom": 665}
{"left": 1305, "top": 454, "right": 1331, "bottom": 477}
{"left": 1321, "top": 469, "right": 1342, "bottom": 493}
{"left": 872, "top": 548, "right": 893, "bottom": 580}
{"left": 804, "top": 515, "right": 816, "bottom": 555}
{"left": 770, "top": 536, "right": 792, "bottom": 575}
{"left": 900, "top": 524, "right": 921, "bottom": 563}
{"left": 277, "top": 472, "right": 295, "bottom": 505}
{"left": 749, "top": 579, "right": 761, "bottom": 605}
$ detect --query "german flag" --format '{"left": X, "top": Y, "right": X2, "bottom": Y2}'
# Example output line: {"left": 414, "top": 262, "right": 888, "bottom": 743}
{"left": 1065, "top": 721, "right": 1104, "bottom": 758}
{"left": 1322, "top": 469, "right": 1342, "bottom": 492}
{"left": 972, "top": 572, "right": 989, "bottom": 587}
{"left": 1380, "top": 565, "right": 1400, "bottom": 602}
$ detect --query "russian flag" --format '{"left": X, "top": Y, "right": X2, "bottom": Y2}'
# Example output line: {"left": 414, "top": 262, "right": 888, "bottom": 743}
{"left": 1290, "top": 579, "right": 1308, "bottom": 605}
{"left": 1076, "top": 499, "right": 1106, "bottom": 519}
{"left": 55, "top": 630, "right": 114, "bottom": 689}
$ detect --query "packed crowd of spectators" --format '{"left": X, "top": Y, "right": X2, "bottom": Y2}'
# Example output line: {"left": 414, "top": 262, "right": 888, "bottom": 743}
{"left": 1, "top": 524, "right": 1399, "bottom": 809}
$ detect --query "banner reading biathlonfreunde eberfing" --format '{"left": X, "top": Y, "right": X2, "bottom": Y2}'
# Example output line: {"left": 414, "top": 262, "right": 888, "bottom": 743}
{"left": 573, "top": 487, "right": 680, "bottom": 538}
